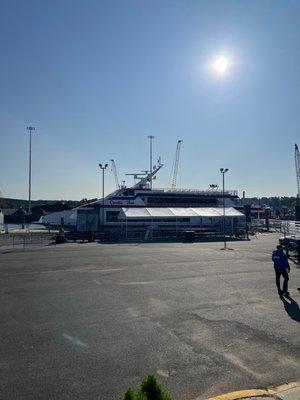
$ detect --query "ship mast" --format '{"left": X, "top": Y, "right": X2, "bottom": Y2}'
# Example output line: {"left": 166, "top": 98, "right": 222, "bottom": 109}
{"left": 126, "top": 162, "right": 163, "bottom": 189}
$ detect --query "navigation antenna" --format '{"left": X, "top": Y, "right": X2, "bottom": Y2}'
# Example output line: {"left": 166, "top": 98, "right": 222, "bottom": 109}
{"left": 169, "top": 140, "right": 183, "bottom": 189}
{"left": 110, "top": 159, "right": 121, "bottom": 189}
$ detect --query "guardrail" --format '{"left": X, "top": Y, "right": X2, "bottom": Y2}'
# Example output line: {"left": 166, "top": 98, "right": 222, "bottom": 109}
{"left": 155, "top": 188, "right": 238, "bottom": 196}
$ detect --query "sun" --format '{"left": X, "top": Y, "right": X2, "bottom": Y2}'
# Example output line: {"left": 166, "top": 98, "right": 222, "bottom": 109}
{"left": 213, "top": 55, "right": 229, "bottom": 74}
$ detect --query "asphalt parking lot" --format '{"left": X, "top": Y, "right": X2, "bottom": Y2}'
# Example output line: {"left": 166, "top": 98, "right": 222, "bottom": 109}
{"left": 0, "top": 233, "right": 299, "bottom": 400}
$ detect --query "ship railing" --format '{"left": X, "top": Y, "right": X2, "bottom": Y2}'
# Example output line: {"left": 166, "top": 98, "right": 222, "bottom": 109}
{"left": 154, "top": 188, "right": 238, "bottom": 196}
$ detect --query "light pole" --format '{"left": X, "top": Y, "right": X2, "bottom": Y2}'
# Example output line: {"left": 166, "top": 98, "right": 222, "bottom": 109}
{"left": 27, "top": 126, "right": 36, "bottom": 215}
{"left": 220, "top": 168, "right": 228, "bottom": 249}
{"left": 99, "top": 163, "right": 108, "bottom": 230}
{"left": 147, "top": 135, "right": 154, "bottom": 188}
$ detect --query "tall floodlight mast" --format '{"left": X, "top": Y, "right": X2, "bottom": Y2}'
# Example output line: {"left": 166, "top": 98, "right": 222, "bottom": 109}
{"left": 147, "top": 135, "right": 155, "bottom": 189}
{"left": 26, "top": 126, "right": 36, "bottom": 215}
{"left": 220, "top": 168, "right": 229, "bottom": 250}
{"left": 99, "top": 163, "right": 108, "bottom": 230}
{"left": 295, "top": 144, "right": 300, "bottom": 197}
{"left": 169, "top": 140, "right": 183, "bottom": 189}
{"left": 110, "top": 159, "right": 120, "bottom": 189}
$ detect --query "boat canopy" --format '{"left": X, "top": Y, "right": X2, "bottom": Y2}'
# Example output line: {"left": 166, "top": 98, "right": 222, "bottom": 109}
{"left": 120, "top": 207, "right": 244, "bottom": 219}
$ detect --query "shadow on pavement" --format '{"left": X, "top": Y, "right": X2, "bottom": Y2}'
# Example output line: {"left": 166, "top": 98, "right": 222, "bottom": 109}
{"left": 288, "top": 258, "right": 300, "bottom": 268}
{"left": 280, "top": 295, "right": 300, "bottom": 322}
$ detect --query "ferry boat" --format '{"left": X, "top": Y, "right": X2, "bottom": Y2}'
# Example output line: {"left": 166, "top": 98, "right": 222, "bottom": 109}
{"left": 40, "top": 162, "right": 242, "bottom": 232}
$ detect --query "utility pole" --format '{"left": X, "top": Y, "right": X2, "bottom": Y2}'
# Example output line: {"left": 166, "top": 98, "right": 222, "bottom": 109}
{"left": 220, "top": 168, "right": 229, "bottom": 250}
{"left": 295, "top": 144, "right": 300, "bottom": 198}
{"left": 147, "top": 135, "right": 154, "bottom": 188}
{"left": 27, "top": 126, "right": 35, "bottom": 215}
{"left": 295, "top": 144, "right": 300, "bottom": 220}
{"left": 99, "top": 163, "right": 108, "bottom": 230}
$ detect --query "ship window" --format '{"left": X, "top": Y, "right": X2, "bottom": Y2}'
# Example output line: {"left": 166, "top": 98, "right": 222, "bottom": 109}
{"left": 122, "top": 189, "right": 134, "bottom": 196}
{"left": 147, "top": 197, "right": 217, "bottom": 206}
{"left": 106, "top": 211, "right": 120, "bottom": 222}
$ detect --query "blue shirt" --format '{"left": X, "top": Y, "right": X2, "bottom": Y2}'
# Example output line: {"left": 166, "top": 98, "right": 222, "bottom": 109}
{"left": 272, "top": 250, "right": 289, "bottom": 270}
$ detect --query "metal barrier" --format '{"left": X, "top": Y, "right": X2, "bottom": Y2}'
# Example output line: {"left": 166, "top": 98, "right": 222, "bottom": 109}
{"left": 0, "top": 233, "right": 55, "bottom": 249}
{"left": 281, "top": 220, "right": 300, "bottom": 238}
{"left": 116, "top": 224, "right": 246, "bottom": 242}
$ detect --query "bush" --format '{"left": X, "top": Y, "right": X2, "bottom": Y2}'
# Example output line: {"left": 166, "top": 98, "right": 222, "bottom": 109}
{"left": 120, "top": 375, "right": 171, "bottom": 400}
{"left": 122, "top": 388, "right": 138, "bottom": 400}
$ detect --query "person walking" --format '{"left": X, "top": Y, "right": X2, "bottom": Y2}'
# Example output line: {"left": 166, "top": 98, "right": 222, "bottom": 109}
{"left": 272, "top": 245, "right": 290, "bottom": 296}
{"left": 245, "top": 223, "right": 249, "bottom": 240}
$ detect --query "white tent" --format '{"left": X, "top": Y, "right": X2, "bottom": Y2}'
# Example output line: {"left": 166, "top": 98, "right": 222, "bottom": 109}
{"left": 120, "top": 207, "right": 244, "bottom": 219}
{"left": 39, "top": 209, "right": 77, "bottom": 226}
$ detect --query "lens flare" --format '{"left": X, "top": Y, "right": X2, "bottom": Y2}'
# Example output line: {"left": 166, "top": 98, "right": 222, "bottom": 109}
{"left": 213, "top": 55, "right": 229, "bottom": 73}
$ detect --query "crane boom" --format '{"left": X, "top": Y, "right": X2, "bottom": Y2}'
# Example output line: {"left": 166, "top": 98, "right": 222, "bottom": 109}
{"left": 170, "top": 140, "right": 183, "bottom": 189}
{"left": 295, "top": 144, "right": 300, "bottom": 197}
{"left": 111, "top": 159, "right": 120, "bottom": 189}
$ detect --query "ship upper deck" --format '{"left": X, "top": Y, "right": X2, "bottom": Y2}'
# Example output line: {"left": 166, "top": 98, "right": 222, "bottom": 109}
{"left": 115, "top": 187, "right": 238, "bottom": 197}
{"left": 152, "top": 188, "right": 239, "bottom": 196}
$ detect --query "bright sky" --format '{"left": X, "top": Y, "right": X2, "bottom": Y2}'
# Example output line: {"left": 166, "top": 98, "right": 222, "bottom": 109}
{"left": 0, "top": 0, "right": 299, "bottom": 200}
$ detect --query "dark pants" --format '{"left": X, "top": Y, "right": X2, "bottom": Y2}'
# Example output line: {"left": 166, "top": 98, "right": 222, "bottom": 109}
{"left": 275, "top": 269, "right": 289, "bottom": 293}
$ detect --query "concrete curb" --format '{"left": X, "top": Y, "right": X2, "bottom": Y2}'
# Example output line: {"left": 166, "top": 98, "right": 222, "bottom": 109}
{"left": 201, "top": 389, "right": 269, "bottom": 400}
{"left": 200, "top": 382, "right": 300, "bottom": 400}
